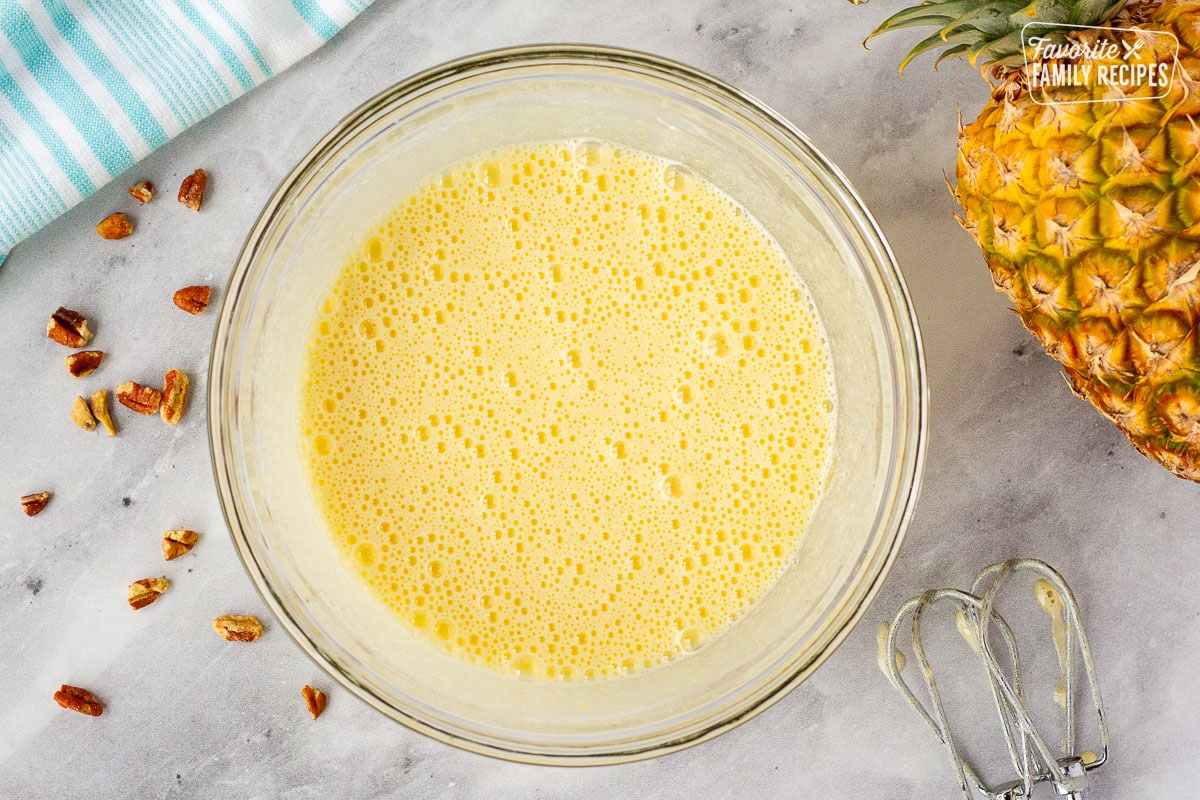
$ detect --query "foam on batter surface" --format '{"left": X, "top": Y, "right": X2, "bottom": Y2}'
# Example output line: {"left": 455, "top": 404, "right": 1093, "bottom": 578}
{"left": 301, "top": 140, "right": 834, "bottom": 679}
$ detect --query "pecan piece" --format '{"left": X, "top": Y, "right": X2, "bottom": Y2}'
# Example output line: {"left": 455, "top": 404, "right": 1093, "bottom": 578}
{"left": 173, "top": 285, "right": 211, "bottom": 315}
{"left": 20, "top": 491, "right": 51, "bottom": 517}
{"left": 96, "top": 212, "right": 133, "bottom": 240}
{"left": 54, "top": 685, "right": 103, "bottom": 716}
{"left": 178, "top": 169, "right": 207, "bottom": 212}
{"left": 71, "top": 396, "right": 97, "bottom": 431}
{"left": 90, "top": 389, "right": 116, "bottom": 437}
{"left": 128, "top": 577, "right": 169, "bottom": 609}
{"left": 128, "top": 180, "right": 154, "bottom": 204}
{"left": 47, "top": 307, "right": 93, "bottom": 348}
{"left": 162, "top": 529, "right": 198, "bottom": 560}
{"left": 65, "top": 350, "right": 104, "bottom": 378}
{"left": 116, "top": 381, "right": 161, "bottom": 415}
{"left": 213, "top": 614, "right": 263, "bottom": 642}
{"left": 161, "top": 369, "right": 189, "bottom": 425}
{"left": 301, "top": 685, "right": 327, "bottom": 719}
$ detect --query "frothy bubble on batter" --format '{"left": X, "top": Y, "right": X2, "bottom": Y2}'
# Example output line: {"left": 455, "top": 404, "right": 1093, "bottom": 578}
{"left": 300, "top": 141, "right": 835, "bottom": 680}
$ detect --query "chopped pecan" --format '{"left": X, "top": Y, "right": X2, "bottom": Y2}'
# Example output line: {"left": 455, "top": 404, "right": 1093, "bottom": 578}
{"left": 162, "top": 529, "right": 198, "bottom": 560}
{"left": 160, "top": 369, "right": 189, "bottom": 425}
{"left": 72, "top": 396, "right": 97, "bottom": 431}
{"left": 213, "top": 614, "right": 263, "bottom": 642}
{"left": 128, "top": 577, "right": 169, "bottom": 609}
{"left": 90, "top": 389, "right": 116, "bottom": 437}
{"left": 96, "top": 212, "right": 133, "bottom": 240}
{"left": 116, "top": 381, "right": 161, "bottom": 415}
{"left": 65, "top": 350, "right": 104, "bottom": 378}
{"left": 301, "top": 685, "right": 327, "bottom": 719}
{"left": 173, "top": 285, "right": 211, "bottom": 315}
{"left": 54, "top": 685, "right": 103, "bottom": 716}
{"left": 20, "top": 491, "right": 51, "bottom": 517}
{"left": 128, "top": 180, "right": 154, "bottom": 204}
{"left": 47, "top": 307, "right": 93, "bottom": 348}
{"left": 178, "top": 169, "right": 207, "bottom": 212}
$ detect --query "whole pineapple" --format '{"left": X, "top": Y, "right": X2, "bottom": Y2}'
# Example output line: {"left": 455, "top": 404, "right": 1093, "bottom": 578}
{"left": 862, "top": 0, "right": 1200, "bottom": 481}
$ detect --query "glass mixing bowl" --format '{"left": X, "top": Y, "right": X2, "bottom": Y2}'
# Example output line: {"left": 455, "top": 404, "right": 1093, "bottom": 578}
{"left": 210, "top": 45, "right": 926, "bottom": 764}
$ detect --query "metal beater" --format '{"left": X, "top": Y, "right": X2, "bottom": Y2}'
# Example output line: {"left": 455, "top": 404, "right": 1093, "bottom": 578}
{"left": 877, "top": 559, "right": 1109, "bottom": 799}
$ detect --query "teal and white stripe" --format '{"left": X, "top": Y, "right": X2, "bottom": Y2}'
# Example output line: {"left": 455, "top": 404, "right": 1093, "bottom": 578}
{"left": 0, "top": 0, "right": 374, "bottom": 261}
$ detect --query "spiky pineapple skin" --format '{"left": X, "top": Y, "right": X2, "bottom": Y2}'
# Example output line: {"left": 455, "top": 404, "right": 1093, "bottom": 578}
{"left": 955, "top": 0, "right": 1200, "bottom": 481}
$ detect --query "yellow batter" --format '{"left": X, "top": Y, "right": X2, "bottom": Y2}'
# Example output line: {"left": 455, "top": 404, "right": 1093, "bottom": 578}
{"left": 301, "top": 141, "right": 834, "bottom": 680}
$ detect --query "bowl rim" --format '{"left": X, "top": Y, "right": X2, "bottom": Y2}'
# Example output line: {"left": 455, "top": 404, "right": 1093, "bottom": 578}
{"left": 209, "top": 43, "right": 928, "bottom": 765}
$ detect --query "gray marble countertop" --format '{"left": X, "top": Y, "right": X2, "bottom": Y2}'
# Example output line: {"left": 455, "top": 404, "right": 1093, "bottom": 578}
{"left": 3, "top": 1, "right": 1198, "bottom": 797}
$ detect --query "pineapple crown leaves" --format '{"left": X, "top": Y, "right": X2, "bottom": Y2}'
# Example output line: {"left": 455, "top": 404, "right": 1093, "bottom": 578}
{"left": 851, "top": 0, "right": 1131, "bottom": 72}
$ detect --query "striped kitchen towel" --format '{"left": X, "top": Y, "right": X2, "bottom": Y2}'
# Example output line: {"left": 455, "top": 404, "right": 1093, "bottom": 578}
{"left": 0, "top": 0, "right": 375, "bottom": 261}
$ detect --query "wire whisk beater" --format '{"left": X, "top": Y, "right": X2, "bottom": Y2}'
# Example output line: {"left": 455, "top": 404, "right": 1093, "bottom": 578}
{"left": 877, "top": 559, "right": 1108, "bottom": 800}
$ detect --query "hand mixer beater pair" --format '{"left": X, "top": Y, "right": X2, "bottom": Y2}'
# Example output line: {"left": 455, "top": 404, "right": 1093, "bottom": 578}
{"left": 877, "top": 559, "right": 1109, "bottom": 800}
